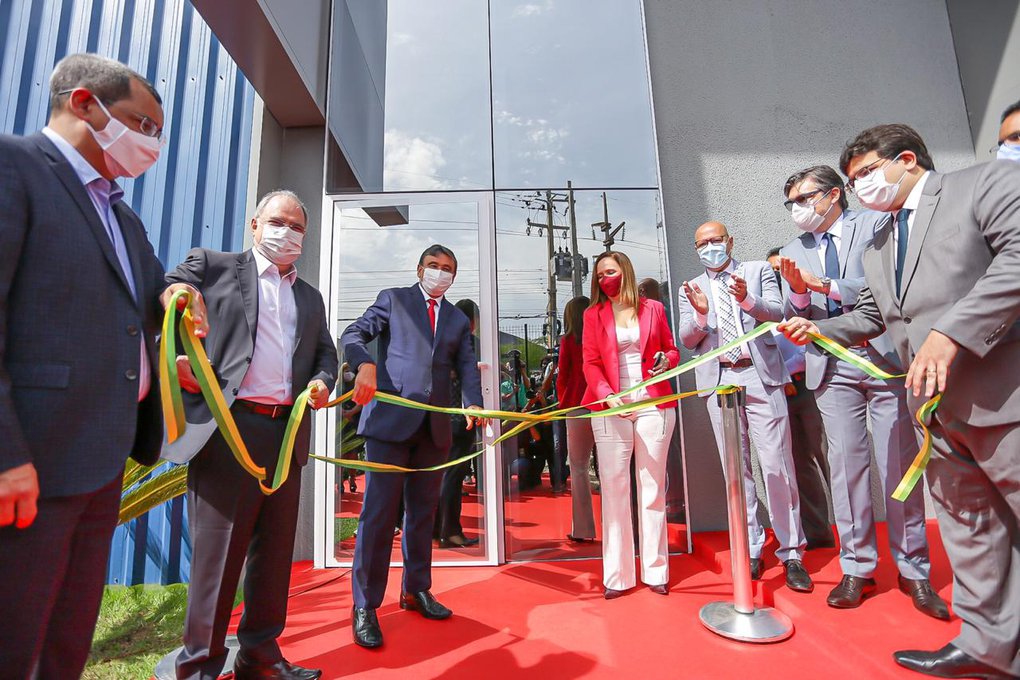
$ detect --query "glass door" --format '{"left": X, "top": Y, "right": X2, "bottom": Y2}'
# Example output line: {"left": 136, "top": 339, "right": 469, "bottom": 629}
{"left": 314, "top": 192, "right": 502, "bottom": 567}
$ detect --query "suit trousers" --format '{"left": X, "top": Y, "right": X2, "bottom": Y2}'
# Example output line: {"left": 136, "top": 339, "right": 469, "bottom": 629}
{"left": 813, "top": 358, "right": 930, "bottom": 579}
{"left": 705, "top": 365, "right": 805, "bottom": 562}
{"left": 927, "top": 416, "right": 1020, "bottom": 676}
{"left": 434, "top": 422, "right": 477, "bottom": 540}
{"left": 352, "top": 420, "right": 445, "bottom": 609}
{"left": 592, "top": 407, "right": 675, "bottom": 590}
{"left": 786, "top": 374, "right": 832, "bottom": 544}
{"left": 0, "top": 472, "right": 122, "bottom": 679}
{"left": 177, "top": 407, "right": 301, "bottom": 680}
{"left": 566, "top": 418, "right": 596, "bottom": 539}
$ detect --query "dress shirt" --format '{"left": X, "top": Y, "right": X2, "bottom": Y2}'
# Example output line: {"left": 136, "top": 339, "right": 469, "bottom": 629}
{"left": 237, "top": 249, "right": 299, "bottom": 404}
{"left": 418, "top": 282, "right": 444, "bottom": 326}
{"left": 695, "top": 259, "right": 754, "bottom": 360}
{"left": 892, "top": 171, "right": 931, "bottom": 251}
{"left": 789, "top": 214, "right": 845, "bottom": 309}
{"left": 42, "top": 126, "right": 150, "bottom": 401}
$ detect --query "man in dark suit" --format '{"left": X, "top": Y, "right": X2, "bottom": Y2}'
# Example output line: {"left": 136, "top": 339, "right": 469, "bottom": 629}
{"left": 343, "top": 245, "right": 485, "bottom": 649}
{"left": 0, "top": 53, "right": 206, "bottom": 677}
{"left": 164, "top": 190, "right": 338, "bottom": 680}
{"left": 782, "top": 124, "right": 1020, "bottom": 679}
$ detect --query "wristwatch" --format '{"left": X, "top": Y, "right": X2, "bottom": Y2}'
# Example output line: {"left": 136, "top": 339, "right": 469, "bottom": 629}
{"left": 819, "top": 276, "right": 832, "bottom": 295}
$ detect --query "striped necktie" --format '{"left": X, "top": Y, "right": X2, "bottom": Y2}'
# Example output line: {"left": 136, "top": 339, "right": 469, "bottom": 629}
{"left": 713, "top": 274, "right": 742, "bottom": 362}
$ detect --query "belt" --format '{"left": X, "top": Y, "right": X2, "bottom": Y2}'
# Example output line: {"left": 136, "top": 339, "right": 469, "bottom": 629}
{"left": 234, "top": 399, "right": 293, "bottom": 419}
{"left": 851, "top": 340, "right": 870, "bottom": 349}
{"left": 719, "top": 358, "right": 753, "bottom": 369}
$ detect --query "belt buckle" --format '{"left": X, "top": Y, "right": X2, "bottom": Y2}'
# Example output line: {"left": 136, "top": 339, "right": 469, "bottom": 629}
{"left": 270, "top": 404, "right": 282, "bottom": 418}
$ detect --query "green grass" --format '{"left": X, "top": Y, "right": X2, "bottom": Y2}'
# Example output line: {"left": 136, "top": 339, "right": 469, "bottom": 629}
{"left": 336, "top": 516, "right": 359, "bottom": 541}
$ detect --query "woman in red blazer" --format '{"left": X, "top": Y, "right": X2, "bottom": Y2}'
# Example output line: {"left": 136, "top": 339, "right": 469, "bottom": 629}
{"left": 581, "top": 251, "right": 679, "bottom": 598}
{"left": 556, "top": 295, "right": 595, "bottom": 542}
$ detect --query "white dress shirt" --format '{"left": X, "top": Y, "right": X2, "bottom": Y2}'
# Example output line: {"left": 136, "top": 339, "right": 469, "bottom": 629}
{"left": 42, "top": 126, "right": 151, "bottom": 401}
{"left": 893, "top": 171, "right": 931, "bottom": 251}
{"left": 789, "top": 214, "right": 845, "bottom": 309}
{"left": 419, "top": 282, "right": 444, "bottom": 327}
{"left": 237, "top": 249, "right": 299, "bottom": 404}
{"left": 695, "top": 259, "right": 755, "bottom": 360}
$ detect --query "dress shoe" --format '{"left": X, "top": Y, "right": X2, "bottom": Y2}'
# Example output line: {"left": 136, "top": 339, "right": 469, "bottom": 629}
{"left": 894, "top": 643, "right": 1016, "bottom": 679}
{"left": 749, "top": 558, "right": 764, "bottom": 581}
{"left": 783, "top": 559, "right": 814, "bottom": 593}
{"left": 352, "top": 606, "right": 383, "bottom": 649}
{"left": 898, "top": 575, "right": 951, "bottom": 621}
{"left": 648, "top": 584, "right": 669, "bottom": 595}
{"left": 439, "top": 534, "right": 480, "bottom": 548}
{"left": 566, "top": 534, "right": 593, "bottom": 543}
{"left": 826, "top": 574, "right": 877, "bottom": 608}
{"left": 400, "top": 590, "right": 452, "bottom": 619}
{"left": 234, "top": 656, "right": 322, "bottom": 679}
{"left": 603, "top": 587, "right": 625, "bottom": 600}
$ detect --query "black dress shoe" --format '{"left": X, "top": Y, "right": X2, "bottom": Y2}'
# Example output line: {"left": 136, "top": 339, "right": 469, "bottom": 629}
{"left": 439, "top": 534, "right": 480, "bottom": 548}
{"left": 749, "top": 558, "right": 764, "bottom": 581}
{"left": 783, "top": 559, "right": 814, "bottom": 593}
{"left": 234, "top": 656, "right": 322, "bottom": 680}
{"left": 898, "top": 575, "right": 951, "bottom": 621}
{"left": 352, "top": 606, "right": 383, "bottom": 648}
{"left": 826, "top": 574, "right": 877, "bottom": 608}
{"left": 603, "top": 587, "right": 625, "bottom": 600}
{"left": 894, "top": 643, "right": 1016, "bottom": 679}
{"left": 400, "top": 590, "right": 452, "bottom": 619}
{"left": 648, "top": 584, "right": 668, "bottom": 595}
{"left": 566, "top": 534, "right": 593, "bottom": 543}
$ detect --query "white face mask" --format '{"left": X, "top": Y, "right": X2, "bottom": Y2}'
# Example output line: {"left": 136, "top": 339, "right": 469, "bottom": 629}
{"left": 256, "top": 224, "right": 304, "bottom": 266}
{"left": 791, "top": 193, "right": 834, "bottom": 233}
{"left": 997, "top": 143, "right": 1020, "bottom": 163}
{"left": 853, "top": 156, "right": 906, "bottom": 212}
{"left": 87, "top": 98, "right": 162, "bottom": 178}
{"left": 697, "top": 242, "right": 730, "bottom": 270}
{"left": 420, "top": 267, "right": 454, "bottom": 297}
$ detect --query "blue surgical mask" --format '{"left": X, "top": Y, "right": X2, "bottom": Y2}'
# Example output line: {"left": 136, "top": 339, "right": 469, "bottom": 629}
{"left": 997, "top": 143, "right": 1020, "bottom": 163}
{"left": 697, "top": 242, "right": 730, "bottom": 269}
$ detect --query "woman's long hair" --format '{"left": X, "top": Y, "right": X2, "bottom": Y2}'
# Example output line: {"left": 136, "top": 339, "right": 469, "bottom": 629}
{"left": 562, "top": 295, "right": 589, "bottom": 342}
{"left": 589, "top": 251, "right": 639, "bottom": 312}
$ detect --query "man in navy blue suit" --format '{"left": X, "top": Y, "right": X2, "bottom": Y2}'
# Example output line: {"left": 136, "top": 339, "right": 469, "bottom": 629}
{"left": 342, "top": 245, "right": 485, "bottom": 649}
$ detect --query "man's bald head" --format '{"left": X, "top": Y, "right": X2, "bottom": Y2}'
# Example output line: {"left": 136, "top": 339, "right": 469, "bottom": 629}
{"left": 695, "top": 221, "right": 729, "bottom": 245}
{"left": 693, "top": 221, "right": 734, "bottom": 271}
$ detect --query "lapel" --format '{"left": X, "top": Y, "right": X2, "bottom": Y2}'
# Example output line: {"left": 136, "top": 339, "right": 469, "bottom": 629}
{"left": 112, "top": 201, "right": 146, "bottom": 309}
{"left": 638, "top": 298, "right": 651, "bottom": 355}
{"left": 599, "top": 301, "right": 619, "bottom": 386}
{"left": 35, "top": 134, "right": 135, "bottom": 298}
{"left": 899, "top": 173, "right": 942, "bottom": 302}
{"left": 872, "top": 221, "right": 898, "bottom": 305}
{"left": 292, "top": 277, "right": 308, "bottom": 350}
{"left": 798, "top": 233, "right": 824, "bottom": 277}
{"left": 236, "top": 251, "right": 259, "bottom": 345}
{"left": 407, "top": 284, "right": 435, "bottom": 350}
{"left": 837, "top": 214, "right": 858, "bottom": 277}
{"left": 433, "top": 297, "right": 452, "bottom": 353}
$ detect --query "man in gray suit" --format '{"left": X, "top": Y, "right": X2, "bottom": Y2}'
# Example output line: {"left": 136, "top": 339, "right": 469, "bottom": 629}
{"left": 0, "top": 54, "right": 207, "bottom": 678}
{"left": 677, "top": 221, "right": 811, "bottom": 593}
{"left": 777, "top": 166, "right": 945, "bottom": 619}
{"left": 782, "top": 124, "right": 1020, "bottom": 679}
{"left": 165, "top": 190, "right": 338, "bottom": 680}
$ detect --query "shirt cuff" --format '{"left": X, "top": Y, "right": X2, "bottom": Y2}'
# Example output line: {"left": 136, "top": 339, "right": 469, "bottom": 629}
{"left": 695, "top": 310, "right": 708, "bottom": 328}
{"left": 737, "top": 294, "right": 756, "bottom": 312}
{"left": 790, "top": 290, "right": 812, "bottom": 309}
{"left": 828, "top": 281, "right": 842, "bottom": 303}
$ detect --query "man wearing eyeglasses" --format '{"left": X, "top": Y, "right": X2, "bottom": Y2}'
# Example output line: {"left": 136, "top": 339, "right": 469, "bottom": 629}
{"left": 0, "top": 53, "right": 208, "bottom": 677}
{"left": 781, "top": 124, "right": 1020, "bottom": 680}
{"left": 995, "top": 99, "right": 1020, "bottom": 163}
{"left": 776, "top": 166, "right": 944, "bottom": 620}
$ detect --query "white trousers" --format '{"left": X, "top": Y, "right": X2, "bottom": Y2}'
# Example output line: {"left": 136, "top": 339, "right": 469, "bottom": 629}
{"left": 592, "top": 408, "right": 676, "bottom": 590}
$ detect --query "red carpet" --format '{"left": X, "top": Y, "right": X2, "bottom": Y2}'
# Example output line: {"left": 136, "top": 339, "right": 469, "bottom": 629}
{"left": 226, "top": 521, "right": 956, "bottom": 679}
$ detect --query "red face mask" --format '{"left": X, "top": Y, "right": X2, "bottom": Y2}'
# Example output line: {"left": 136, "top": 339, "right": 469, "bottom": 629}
{"left": 599, "top": 274, "right": 623, "bottom": 298}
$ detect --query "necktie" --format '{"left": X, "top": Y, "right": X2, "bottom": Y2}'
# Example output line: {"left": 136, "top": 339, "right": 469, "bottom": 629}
{"left": 895, "top": 208, "right": 912, "bottom": 297}
{"left": 713, "top": 275, "right": 742, "bottom": 362}
{"left": 427, "top": 298, "right": 437, "bottom": 334}
{"left": 821, "top": 232, "right": 842, "bottom": 318}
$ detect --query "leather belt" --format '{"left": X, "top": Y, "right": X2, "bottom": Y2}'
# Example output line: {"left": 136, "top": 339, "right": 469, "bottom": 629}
{"left": 719, "top": 358, "right": 753, "bottom": 369}
{"left": 235, "top": 399, "right": 293, "bottom": 419}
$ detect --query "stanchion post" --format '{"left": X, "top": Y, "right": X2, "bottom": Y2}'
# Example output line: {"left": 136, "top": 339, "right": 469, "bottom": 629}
{"left": 699, "top": 386, "right": 794, "bottom": 643}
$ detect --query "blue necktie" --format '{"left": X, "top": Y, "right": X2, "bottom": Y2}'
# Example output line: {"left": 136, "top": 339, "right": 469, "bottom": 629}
{"left": 895, "top": 209, "right": 912, "bottom": 296}
{"left": 821, "top": 232, "right": 841, "bottom": 318}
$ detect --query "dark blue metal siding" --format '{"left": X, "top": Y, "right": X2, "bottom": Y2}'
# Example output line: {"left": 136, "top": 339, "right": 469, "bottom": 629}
{"left": 0, "top": 0, "right": 255, "bottom": 585}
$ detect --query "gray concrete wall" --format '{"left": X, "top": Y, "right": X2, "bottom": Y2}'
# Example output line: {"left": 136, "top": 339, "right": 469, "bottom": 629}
{"left": 644, "top": 0, "right": 976, "bottom": 532}
{"left": 258, "top": 0, "right": 330, "bottom": 113}
{"left": 947, "top": 0, "right": 1020, "bottom": 159}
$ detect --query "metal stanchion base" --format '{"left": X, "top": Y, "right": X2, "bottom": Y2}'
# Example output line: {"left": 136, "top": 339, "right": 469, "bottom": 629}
{"left": 699, "top": 602, "right": 794, "bottom": 643}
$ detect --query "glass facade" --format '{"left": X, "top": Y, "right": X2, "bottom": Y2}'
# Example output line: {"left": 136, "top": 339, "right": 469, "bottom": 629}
{"left": 324, "top": 0, "right": 687, "bottom": 565}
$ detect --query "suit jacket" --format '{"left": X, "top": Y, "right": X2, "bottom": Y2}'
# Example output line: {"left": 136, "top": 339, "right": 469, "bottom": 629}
{"left": 780, "top": 209, "right": 902, "bottom": 390}
{"left": 676, "top": 259, "right": 789, "bottom": 390}
{"left": 161, "top": 248, "right": 338, "bottom": 465}
{"left": 341, "top": 284, "right": 483, "bottom": 449}
{"left": 556, "top": 333, "right": 587, "bottom": 409}
{"left": 581, "top": 297, "right": 679, "bottom": 410}
{"left": 817, "top": 162, "right": 1020, "bottom": 427}
{"left": 0, "top": 132, "right": 166, "bottom": 497}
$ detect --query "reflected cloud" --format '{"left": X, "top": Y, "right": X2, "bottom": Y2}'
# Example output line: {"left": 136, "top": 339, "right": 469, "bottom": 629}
{"left": 383, "top": 129, "right": 451, "bottom": 191}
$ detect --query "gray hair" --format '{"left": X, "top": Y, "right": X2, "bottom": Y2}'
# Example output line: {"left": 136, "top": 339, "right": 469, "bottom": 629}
{"left": 50, "top": 53, "right": 161, "bottom": 111}
{"left": 254, "top": 190, "right": 308, "bottom": 223}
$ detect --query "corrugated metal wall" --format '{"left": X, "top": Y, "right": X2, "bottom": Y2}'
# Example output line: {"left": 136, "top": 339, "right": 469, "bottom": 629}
{"left": 0, "top": 0, "right": 256, "bottom": 584}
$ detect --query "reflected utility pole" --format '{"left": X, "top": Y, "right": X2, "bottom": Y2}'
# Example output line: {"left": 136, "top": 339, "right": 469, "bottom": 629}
{"left": 592, "top": 191, "right": 625, "bottom": 252}
{"left": 567, "top": 181, "right": 582, "bottom": 298}
{"left": 527, "top": 190, "right": 568, "bottom": 348}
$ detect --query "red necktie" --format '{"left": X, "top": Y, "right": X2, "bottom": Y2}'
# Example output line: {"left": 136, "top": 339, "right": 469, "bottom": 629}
{"left": 427, "top": 298, "right": 437, "bottom": 334}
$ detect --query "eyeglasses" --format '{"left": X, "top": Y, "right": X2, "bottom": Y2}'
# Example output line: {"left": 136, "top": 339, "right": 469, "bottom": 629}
{"left": 262, "top": 218, "right": 306, "bottom": 233}
{"left": 988, "top": 131, "right": 1020, "bottom": 154}
{"left": 783, "top": 188, "right": 827, "bottom": 211}
{"left": 57, "top": 89, "right": 164, "bottom": 141}
{"left": 846, "top": 155, "right": 901, "bottom": 193}
{"left": 695, "top": 235, "right": 728, "bottom": 249}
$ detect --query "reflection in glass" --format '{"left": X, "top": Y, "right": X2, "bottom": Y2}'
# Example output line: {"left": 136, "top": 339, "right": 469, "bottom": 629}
{"left": 332, "top": 201, "right": 487, "bottom": 563}
{"left": 495, "top": 189, "right": 687, "bottom": 561}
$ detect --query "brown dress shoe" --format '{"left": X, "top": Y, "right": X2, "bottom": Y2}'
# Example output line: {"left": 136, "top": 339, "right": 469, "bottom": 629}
{"left": 898, "top": 575, "right": 951, "bottom": 621}
{"left": 826, "top": 574, "right": 877, "bottom": 608}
